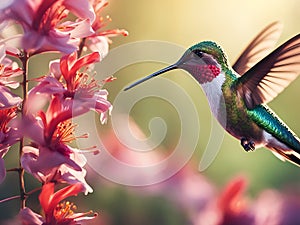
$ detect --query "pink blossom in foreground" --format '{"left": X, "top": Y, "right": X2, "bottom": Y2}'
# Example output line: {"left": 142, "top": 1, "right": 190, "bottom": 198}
{"left": 0, "top": 0, "right": 127, "bottom": 223}
{"left": 21, "top": 144, "right": 93, "bottom": 195}
{"left": 1, "top": 0, "right": 95, "bottom": 54}
{"left": 84, "top": 0, "right": 128, "bottom": 56}
{"left": 22, "top": 96, "right": 94, "bottom": 194}
{"left": 29, "top": 51, "right": 112, "bottom": 123}
{"left": 19, "top": 183, "right": 97, "bottom": 225}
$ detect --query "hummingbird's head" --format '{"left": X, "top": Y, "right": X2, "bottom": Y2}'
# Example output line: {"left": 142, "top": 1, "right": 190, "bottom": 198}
{"left": 176, "top": 41, "right": 229, "bottom": 84}
{"left": 124, "top": 41, "right": 229, "bottom": 91}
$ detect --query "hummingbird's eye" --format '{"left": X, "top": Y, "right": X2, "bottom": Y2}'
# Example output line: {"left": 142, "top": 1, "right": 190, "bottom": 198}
{"left": 193, "top": 50, "right": 203, "bottom": 58}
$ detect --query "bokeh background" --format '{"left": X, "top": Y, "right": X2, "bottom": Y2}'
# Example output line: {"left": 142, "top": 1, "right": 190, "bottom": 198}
{"left": 1, "top": 0, "right": 300, "bottom": 224}
{"left": 104, "top": 0, "right": 300, "bottom": 191}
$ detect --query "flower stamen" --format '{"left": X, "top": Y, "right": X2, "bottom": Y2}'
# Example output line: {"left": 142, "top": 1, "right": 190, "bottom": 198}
{"left": 67, "top": 72, "right": 100, "bottom": 98}
{"left": 52, "top": 120, "right": 77, "bottom": 144}
{"left": 54, "top": 201, "right": 75, "bottom": 219}
{"left": 54, "top": 201, "right": 97, "bottom": 221}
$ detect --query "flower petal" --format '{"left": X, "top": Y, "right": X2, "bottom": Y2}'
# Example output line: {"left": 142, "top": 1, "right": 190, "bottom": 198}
{"left": 49, "top": 59, "right": 61, "bottom": 79}
{"left": 43, "top": 182, "right": 84, "bottom": 215}
{"left": 21, "top": 146, "right": 82, "bottom": 184}
{"left": 0, "top": 86, "right": 22, "bottom": 108}
{"left": 69, "top": 52, "right": 100, "bottom": 77}
{"left": 22, "top": 30, "right": 78, "bottom": 54}
{"left": 64, "top": 0, "right": 95, "bottom": 23}
{"left": 0, "top": 0, "right": 13, "bottom": 10}
{"left": 19, "top": 207, "right": 44, "bottom": 225}
{"left": 59, "top": 166, "right": 93, "bottom": 195}
{"left": 62, "top": 19, "right": 95, "bottom": 39}
{"left": 39, "top": 182, "right": 55, "bottom": 215}
{"left": 87, "top": 36, "right": 109, "bottom": 58}
{"left": 21, "top": 114, "right": 44, "bottom": 144}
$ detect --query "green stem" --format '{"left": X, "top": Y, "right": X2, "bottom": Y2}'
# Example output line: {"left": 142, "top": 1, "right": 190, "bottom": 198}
{"left": 18, "top": 51, "right": 29, "bottom": 209}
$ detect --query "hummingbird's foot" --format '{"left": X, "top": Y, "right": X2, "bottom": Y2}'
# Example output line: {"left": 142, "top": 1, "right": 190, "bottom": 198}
{"left": 241, "top": 138, "right": 255, "bottom": 152}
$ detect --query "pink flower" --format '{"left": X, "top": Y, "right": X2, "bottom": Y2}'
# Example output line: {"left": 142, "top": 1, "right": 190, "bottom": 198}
{"left": 217, "top": 176, "right": 253, "bottom": 225}
{"left": 19, "top": 207, "right": 44, "bottom": 225}
{"left": 84, "top": 0, "right": 128, "bottom": 56}
{"left": 21, "top": 97, "right": 94, "bottom": 194}
{"left": 21, "top": 145, "right": 93, "bottom": 195}
{"left": 19, "top": 182, "right": 97, "bottom": 225}
{"left": 2, "top": 0, "right": 96, "bottom": 54}
{"left": 252, "top": 189, "right": 300, "bottom": 225}
{"left": 60, "top": 51, "right": 112, "bottom": 122}
{"left": 29, "top": 51, "right": 112, "bottom": 123}
{"left": 0, "top": 44, "right": 22, "bottom": 108}
{"left": 0, "top": 44, "right": 22, "bottom": 88}
{"left": 0, "top": 106, "right": 19, "bottom": 183}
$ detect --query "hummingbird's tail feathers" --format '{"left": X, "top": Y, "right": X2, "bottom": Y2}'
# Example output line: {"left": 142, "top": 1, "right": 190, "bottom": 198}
{"left": 270, "top": 147, "right": 300, "bottom": 167}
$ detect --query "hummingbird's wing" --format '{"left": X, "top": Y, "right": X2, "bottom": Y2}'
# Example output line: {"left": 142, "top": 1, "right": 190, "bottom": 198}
{"left": 233, "top": 21, "right": 283, "bottom": 75}
{"left": 235, "top": 33, "right": 300, "bottom": 109}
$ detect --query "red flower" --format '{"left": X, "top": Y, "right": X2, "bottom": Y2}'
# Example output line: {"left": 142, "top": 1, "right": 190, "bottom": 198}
{"left": 217, "top": 176, "right": 253, "bottom": 225}
{"left": 29, "top": 51, "right": 112, "bottom": 123}
{"left": 19, "top": 183, "right": 97, "bottom": 225}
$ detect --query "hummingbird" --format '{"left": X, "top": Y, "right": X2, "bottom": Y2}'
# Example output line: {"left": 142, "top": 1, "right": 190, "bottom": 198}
{"left": 124, "top": 22, "right": 300, "bottom": 167}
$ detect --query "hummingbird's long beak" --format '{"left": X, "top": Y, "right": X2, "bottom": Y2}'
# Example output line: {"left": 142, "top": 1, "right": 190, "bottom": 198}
{"left": 124, "top": 64, "right": 178, "bottom": 91}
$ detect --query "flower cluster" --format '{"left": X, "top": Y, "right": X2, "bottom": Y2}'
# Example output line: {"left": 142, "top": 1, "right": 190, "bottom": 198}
{"left": 0, "top": 0, "right": 127, "bottom": 224}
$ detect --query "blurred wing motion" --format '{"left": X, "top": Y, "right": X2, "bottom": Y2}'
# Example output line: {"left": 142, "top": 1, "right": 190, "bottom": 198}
{"left": 235, "top": 33, "right": 300, "bottom": 109}
{"left": 233, "top": 21, "right": 283, "bottom": 75}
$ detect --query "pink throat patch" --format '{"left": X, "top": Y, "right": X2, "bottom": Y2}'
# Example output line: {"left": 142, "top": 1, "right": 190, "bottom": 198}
{"left": 193, "top": 65, "right": 221, "bottom": 84}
